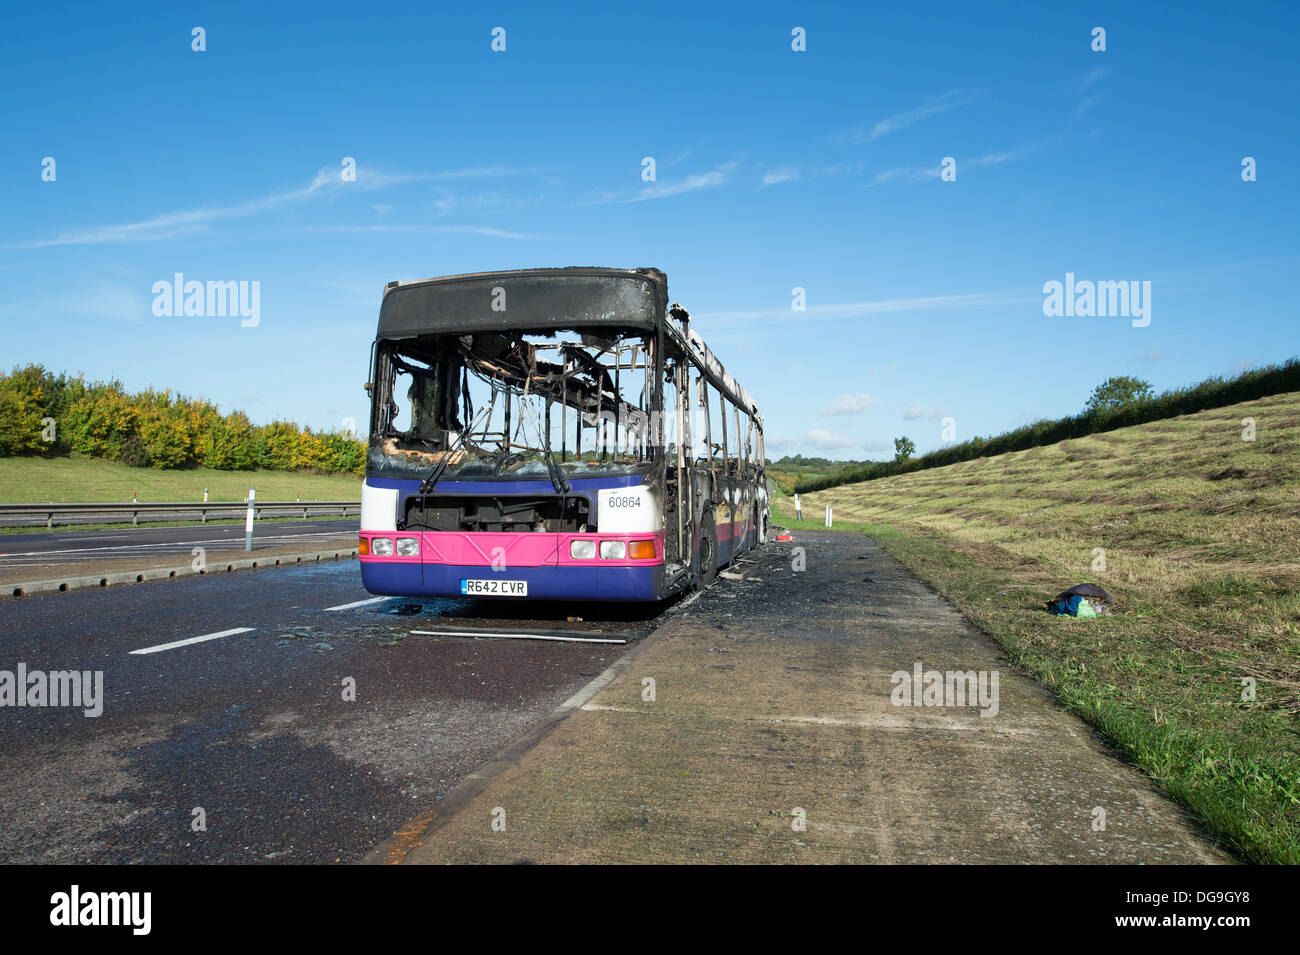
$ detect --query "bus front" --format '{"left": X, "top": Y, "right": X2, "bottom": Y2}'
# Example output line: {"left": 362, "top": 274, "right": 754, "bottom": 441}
{"left": 359, "top": 268, "right": 673, "bottom": 602}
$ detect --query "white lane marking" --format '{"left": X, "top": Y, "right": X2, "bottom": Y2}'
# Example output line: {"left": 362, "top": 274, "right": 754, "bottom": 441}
{"left": 411, "top": 629, "right": 627, "bottom": 645}
{"left": 129, "top": 627, "right": 255, "bottom": 655}
{"left": 323, "top": 596, "right": 389, "bottom": 611}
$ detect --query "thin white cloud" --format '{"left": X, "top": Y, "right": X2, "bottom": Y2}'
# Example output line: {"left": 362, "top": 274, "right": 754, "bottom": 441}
{"left": 848, "top": 90, "right": 973, "bottom": 144}
{"left": 761, "top": 166, "right": 800, "bottom": 187}
{"left": 7, "top": 164, "right": 547, "bottom": 250}
{"left": 698, "top": 290, "right": 1036, "bottom": 326}
{"left": 903, "top": 402, "right": 950, "bottom": 421}
{"left": 627, "top": 162, "right": 737, "bottom": 202}
{"left": 873, "top": 165, "right": 942, "bottom": 185}
{"left": 282, "top": 224, "right": 555, "bottom": 240}
{"left": 805, "top": 428, "right": 857, "bottom": 451}
{"left": 1075, "top": 66, "right": 1110, "bottom": 115}
{"left": 358, "top": 164, "right": 551, "bottom": 189}
{"left": 8, "top": 168, "right": 338, "bottom": 249}
{"left": 968, "top": 151, "right": 1017, "bottom": 167}
{"left": 819, "top": 393, "right": 878, "bottom": 416}
{"left": 813, "top": 160, "right": 864, "bottom": 177}
{"left": 1080, "top": 66, "right": 1110, "bottom": 90}
{"left": 430, "top": 191, "right": 543, "bottom": 217}
{"left": 1075, "top": 92, "right": 1104, "bottom": 116}
{"left": 871, "top": 150, "right": 1018, "bottom": 187}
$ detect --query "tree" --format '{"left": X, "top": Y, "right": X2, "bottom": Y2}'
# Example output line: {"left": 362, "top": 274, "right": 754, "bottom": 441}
{"left": 202, "top": 410, "right": 256, "bottom": 470}
{"left": 64, "top": 383, "right": 140, "bottom": 460}
{"left": 1086, "top": 376, "right": 1154, "bottom": 415}
{"left": 0, "top": 374, "right": 45, "bottom": 455}
{"left": 255, "top": 421, "right": 302, "bottom": 471}
{"left": 894, "top": 436, "right": 915, "bottom": 462}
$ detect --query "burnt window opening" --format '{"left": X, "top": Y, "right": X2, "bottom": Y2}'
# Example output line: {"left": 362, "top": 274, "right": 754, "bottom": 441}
{"left": 369, "top": 329, "right": 662, "bottom": 481}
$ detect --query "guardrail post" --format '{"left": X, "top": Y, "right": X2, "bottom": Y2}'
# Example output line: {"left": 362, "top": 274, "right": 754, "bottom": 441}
{"left": 47, "top": 511, "right": 53, "bottom": 530}
{"left": 133, "top": 510, "right": 138, "bottom": 527}
{"left": 245, "top": 487, "right": 255, "bottom": 551}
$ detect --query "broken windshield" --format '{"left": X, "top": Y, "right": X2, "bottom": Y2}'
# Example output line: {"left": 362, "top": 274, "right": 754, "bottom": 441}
{"left": 368, "top": 329, "right": 663, "bottom": 481}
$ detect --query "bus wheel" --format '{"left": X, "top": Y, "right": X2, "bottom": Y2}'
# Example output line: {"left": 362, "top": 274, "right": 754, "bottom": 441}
{"left": 695, "top": 512, "right": 718, "bottom": 590}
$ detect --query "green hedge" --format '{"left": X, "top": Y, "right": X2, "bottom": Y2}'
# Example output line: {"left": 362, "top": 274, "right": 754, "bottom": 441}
{"left": 795, "top": 356, "right": 1300, "bottom": 493}
{"left": 0, "top": 364, "right": 365, "bottom": 475}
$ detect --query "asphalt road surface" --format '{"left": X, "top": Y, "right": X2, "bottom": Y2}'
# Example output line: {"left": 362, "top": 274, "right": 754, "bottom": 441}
{"left": 0, "top": 520, "right": 359, "bottom": 569}
{"left": 0, "top": 561, "right": 667, "bottom": 863}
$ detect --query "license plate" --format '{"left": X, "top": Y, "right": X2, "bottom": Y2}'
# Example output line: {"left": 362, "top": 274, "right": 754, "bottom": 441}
{"left": 461, "top": 578, "right": 528, "bottom": 597}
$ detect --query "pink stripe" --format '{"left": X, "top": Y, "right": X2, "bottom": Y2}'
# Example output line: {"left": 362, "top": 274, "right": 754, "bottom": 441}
{"left": 420, "top": 531, "right": 559, "bottom": 567}
{"left": 362, "top": 530, "right": 667, "bottom": 567}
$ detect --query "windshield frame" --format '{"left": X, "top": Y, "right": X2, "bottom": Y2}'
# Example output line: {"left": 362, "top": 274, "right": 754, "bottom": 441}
{"left": 367, "top": 328, "right": 663, "bottom": 484}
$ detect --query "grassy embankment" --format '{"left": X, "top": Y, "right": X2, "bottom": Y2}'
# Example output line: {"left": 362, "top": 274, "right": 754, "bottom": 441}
{"left": 0, "top": 454, "right": 363, "bottom": 502}
{"left": 0, "top": 455, "right": 363, "bottom": 531}
{"left": 774, "top": 391, "right": 1300, "bottom": 864}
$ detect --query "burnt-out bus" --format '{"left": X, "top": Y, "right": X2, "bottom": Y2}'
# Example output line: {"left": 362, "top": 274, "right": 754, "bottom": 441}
{"left": 358, "top": 267, "right": 768, "bottom": 602}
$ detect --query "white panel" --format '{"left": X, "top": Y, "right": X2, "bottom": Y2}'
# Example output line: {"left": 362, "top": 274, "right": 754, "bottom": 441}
{"left": 361, "top": 480, "right": 399, "bottom": 531}
{"left": 596, "top": 485, "right": 661, "bottom": 533}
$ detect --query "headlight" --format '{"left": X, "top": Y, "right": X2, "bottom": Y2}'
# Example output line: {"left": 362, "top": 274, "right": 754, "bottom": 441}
{"left": 570, "top": 539, "right": 596, "bottom": 559}
{"left": 371, "top": 537, "right": 394, "bottom": 556}
{"left": 599, "top": 540, "right": 626, "bottom": 559}
{"left": 395, "top": 537, "right": 419, "bottom": 557}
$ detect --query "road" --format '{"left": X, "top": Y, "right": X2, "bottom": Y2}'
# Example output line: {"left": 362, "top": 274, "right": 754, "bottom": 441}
{"left": 0, "top": 560, "right": 666, "bottom": 863}
{"left": 0, "top": 520, "right": 358, "bottom": 569}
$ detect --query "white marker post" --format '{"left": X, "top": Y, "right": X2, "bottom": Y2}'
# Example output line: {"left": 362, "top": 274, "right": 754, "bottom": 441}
{"left": 245, "top": 487, "right": 255, "bottom": 551}
{"left": 794, "top": 493, "right": 802, "bottom": 521}
{"left": 825, "top": 505, "right": 832, "bottom": 528}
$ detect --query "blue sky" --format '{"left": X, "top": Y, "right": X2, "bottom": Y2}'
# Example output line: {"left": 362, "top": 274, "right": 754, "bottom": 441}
{"left": 2, "top": 1, "right": 1296, "bottom": 460}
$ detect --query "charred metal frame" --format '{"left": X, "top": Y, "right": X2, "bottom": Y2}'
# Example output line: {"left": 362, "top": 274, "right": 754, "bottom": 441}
{"left": 366, "top": 267, "right": 765, "bottom": 584}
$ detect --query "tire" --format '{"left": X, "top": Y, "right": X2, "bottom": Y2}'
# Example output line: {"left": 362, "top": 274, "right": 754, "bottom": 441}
{"left": 695, "top": 511, "right": 719, "bottom": 590}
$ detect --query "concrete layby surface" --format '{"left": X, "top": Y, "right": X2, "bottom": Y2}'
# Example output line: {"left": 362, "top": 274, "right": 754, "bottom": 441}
{"left": 387, "top": 531, "right": 1230, "bottom": 864}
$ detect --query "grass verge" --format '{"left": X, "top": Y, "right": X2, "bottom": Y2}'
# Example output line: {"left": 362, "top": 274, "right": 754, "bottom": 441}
{"left": 773, "top": 390, "right": 1300, "bottom": 864}
{"left": 0, "top": 453, "right": 362, "bottom": 502}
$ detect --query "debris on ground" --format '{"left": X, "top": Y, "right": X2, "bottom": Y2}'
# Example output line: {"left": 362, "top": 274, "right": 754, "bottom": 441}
{"left": 1047, "top": 583, "right": 1113, "bottom": 617}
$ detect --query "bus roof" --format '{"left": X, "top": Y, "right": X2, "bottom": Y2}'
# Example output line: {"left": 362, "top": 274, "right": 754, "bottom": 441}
{"left": 376, "top": 266, "right": 761, "bottom": 426}
{"left": 377, "top": 267, "right": 667, "bottom": 339}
